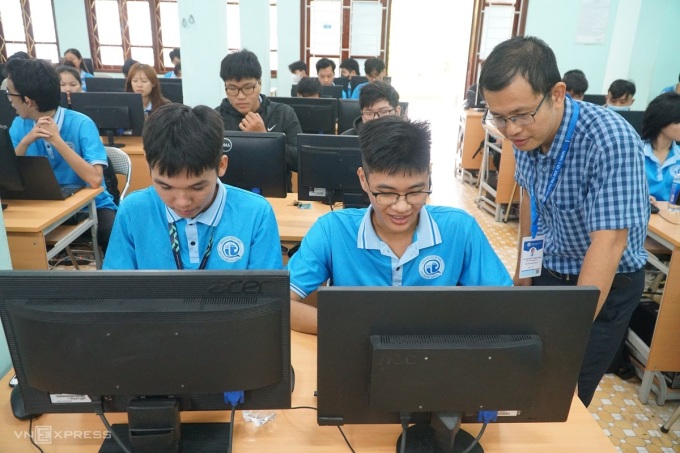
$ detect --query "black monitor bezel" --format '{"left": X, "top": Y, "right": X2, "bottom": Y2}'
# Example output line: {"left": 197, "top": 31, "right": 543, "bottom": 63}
{"left": 85, "top": 77, "right": 126, "bottom": 93}
{"left": 269, "top": 97, "right": 337, "bottom": 135}
{"left": 0, "top": 125, "right": 24, "bottom": 192}
{"left": 69, "top": 92, "right": 145, "bottom": 136}
{"left": 220, "top": 130, "right": 288, "bottom": 198}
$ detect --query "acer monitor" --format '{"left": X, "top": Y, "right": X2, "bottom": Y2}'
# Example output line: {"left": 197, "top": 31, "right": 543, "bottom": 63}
{"left": 0, "top": 270, "right": 291, "bottom": 453}
{"left": 317, "top": 286, "right": 599, "bottom": 452}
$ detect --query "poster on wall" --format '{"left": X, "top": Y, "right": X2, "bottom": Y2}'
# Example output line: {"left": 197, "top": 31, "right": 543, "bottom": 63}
{"left": 576, "top": 0, "right": 611, "bottom": 44}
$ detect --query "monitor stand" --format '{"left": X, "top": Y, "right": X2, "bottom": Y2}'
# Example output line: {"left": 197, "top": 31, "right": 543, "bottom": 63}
{"left": 397, "top": 412, "right": 483, "bottom": 453}
{"left": 99, "top": 423, "right": 231, "bottom": 453}
{"left": 102, "top": 129, "right": 126, "bottom": 148}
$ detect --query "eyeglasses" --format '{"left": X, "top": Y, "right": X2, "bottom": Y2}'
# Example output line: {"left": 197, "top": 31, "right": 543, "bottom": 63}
{"left": 5, "top": 90, "right": 22, "bottom": 102}
{"left": 482, "top": 91, "right": 550, "bottom": 129}
{"left": 366, "top": 180, "right": 431, "bottom": 206}
{"left": 361, "top": 108, "right": 395, "bottom": 120}
{"left": 225, "top": 83, "right": 258, "bottom": 97}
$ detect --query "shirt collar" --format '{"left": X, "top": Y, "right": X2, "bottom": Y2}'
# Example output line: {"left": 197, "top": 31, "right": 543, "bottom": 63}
{"left": 165, "top": 182, "right": 227, "bottom": 226}
{"left": 542, "top": 95, "right": 575, "bottom": 159}
{"left": 357, "top": 205, "right": 442, "bottom": 250}
{"left": 645, "top": 141, "right": 680, "bottom": 168}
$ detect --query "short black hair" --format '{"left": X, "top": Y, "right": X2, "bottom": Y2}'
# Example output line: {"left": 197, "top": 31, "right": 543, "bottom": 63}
{"left": 359, "top": 116, "right": 430, "bottom": 177}
{"left": 562, "top": 69, "right": 588, "bottom": 96}
{"left": 479, "top": 36, "right": 561, "bottom": 96}
{"left": 364, "top": 58, "right": 385, "bottom": 76}
{"left": 288, "top": 60, "right": 307, "bottom": 73}
{"left": 608, "top": 79, "right": 636, "bottom": 99}
{"left": 220, "top": 49, "right": 262, "bottom": 82}
{"left": 169, "top": 47, "right": 181, "bottom": 61}
{"left": 143, "top": 104, "right": 224, "bottom": 178}
{"left": 297, "top": 77, "right": 321, "bottom": 97}
{"left": 359, "top": 81, "right": 399, "bottom": 110}
{"left": 641, "top": 92, "right": 680, "bottom": 141}
{"left": 122, "top": 58, "right": 138, "bottom": 77}
{"left": 173, "top": 63, "right": 181, "bottom": 77}
{"left": 340, "top": 58, "right": 361, "bottom": 75}
{"left": 5, "top": 58, "right": 61, "bottom": 112}
{"left": 315, "top": 58, "right": 336, "bottom": 73}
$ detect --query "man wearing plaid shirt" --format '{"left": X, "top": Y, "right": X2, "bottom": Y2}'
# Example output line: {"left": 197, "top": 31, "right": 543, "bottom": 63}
{"left": 479, "top": 36, "right": 649, "bottom": 407}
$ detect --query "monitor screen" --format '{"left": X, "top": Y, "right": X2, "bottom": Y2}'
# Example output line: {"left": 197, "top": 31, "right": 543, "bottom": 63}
{"left": 0, "top": 125, "right": 24, "bottom": 192}
{"left": 582, "top": 94, "right": 606, "bottom": 105}
{"left": 219, "top": 130, "right": 288, "bottom": 198}
{"left": 0, "top": 92, "right": 17, "bottom": 128}
{"left": 0, "top": 270, "right": 291, "bottom": 451}
{"left": 158, "top": 78, "right": 183, "bottom": 104}
{"left": 69, "top": 92, "right": 145, "bottom": 148}
{"left": 85, "top": 77, "right": 126, "bottom": 93}
{"left": 317, "top": 286, "right": 599, "bottom": 452}
{"left": 337, "top": 100, "right": 409, "bottom": 135}
{"left": 616, "top": 110, "right": 644, "bottom": 135}
{"left": 269, "top": 97, "right": 337, "bottom": 134}
{"left": 297, "top": 133, "right": 368, "bottom": 207}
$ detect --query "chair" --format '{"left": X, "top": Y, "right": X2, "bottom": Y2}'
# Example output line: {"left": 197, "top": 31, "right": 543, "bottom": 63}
{"left": 105, "top": 146, "right": 132, "bottom": 201}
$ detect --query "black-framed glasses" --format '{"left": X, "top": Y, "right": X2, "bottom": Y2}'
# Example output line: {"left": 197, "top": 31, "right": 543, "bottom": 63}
{"left": 225, "top": 83, "right": 258, "bottom": 97}
{"left": 5, "top": 90, "right": 22, "bottom": 102}
{"left": 361, "top": 108, "right": 395, "bottom": 120}
{"left": 366, "top": 180, "right": 431, "bottom": 206}
{"left": 482, "top": 91, "right": 550, "bottom": 128}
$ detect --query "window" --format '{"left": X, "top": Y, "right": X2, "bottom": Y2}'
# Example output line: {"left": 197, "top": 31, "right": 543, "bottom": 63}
{"left": 85, "top": 0, "right": 180, "bottom": 72}
{"left": 225, "top": 0, "right": 278, "bottom": 77}
{"left": 303, "top": 0, "right": 391, "bottom": 77}
{"left": 0, "top": 0, "right": 59, "bottom": 62}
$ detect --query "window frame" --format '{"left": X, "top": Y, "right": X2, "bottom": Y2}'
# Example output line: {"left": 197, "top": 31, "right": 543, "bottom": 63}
{"left": 84, "top": 0, "right": 178, "bottom": 73}
{"left": 0, "top": 0, "right": 60, "bottom": 62}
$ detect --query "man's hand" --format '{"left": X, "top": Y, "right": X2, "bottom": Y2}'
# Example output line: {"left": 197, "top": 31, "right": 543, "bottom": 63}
{"left": 513, "top": 274, "right": 533, "bottom": 286}
{"left": 35, "top": 116, "right": 63, "bottom": 146}
{"left": 239, "top": 112, "right": 266, "bottom": 132}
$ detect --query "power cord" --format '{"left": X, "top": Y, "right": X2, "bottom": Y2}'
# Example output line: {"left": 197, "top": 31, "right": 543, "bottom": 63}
{"left": 28, "top": 418, "right": 45, "bottom": 453}
{"left": 460, "top": 422, "right": 488, "bottom": 453}
{"left": 95, "top": 406, "right": 132, "bottom": 453}
{"left": 398, "top": 412, "right": 411, "bottom": 453}
{"left": 290, "top": 405, "right": 356, "bottom": 453}
{"left": 227, "top": 405, "right": 236, "bottom": 453}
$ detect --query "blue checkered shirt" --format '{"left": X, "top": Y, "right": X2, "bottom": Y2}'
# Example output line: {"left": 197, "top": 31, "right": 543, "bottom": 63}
{"left": 514, "top": 97, "right": 649, "bottom": 275}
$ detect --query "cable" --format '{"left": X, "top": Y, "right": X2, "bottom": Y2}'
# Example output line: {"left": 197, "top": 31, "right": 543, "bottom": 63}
{"left": 290, "top": 405, "right": 318, "bottom": 411}
{"left": 227, "top": 405, "right": 236, "bottom": 453}
{"left": 398, "top": 412, "right": 411, "bottom": 453}
{"left": 460, "top": 422, "right": 488, "bottom": 453}
{"left": 96, "top": 407, "right": 132, "bottom": 453}
{"left": 28, "top": 418, "right": 45, "bottom": 453}
{"left": 337, "top": 426, "right": 357, "bottom": 453}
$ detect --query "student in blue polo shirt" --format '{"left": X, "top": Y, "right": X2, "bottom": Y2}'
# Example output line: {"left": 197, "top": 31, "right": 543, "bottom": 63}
{"left": 288, "top": 116, "right": 511, "bottom": 334}
{"left": 5, "top": 58, "right": 117, "bottom": 251}
{"left": 103, "top": 103, "right": 282, "bottom": 270}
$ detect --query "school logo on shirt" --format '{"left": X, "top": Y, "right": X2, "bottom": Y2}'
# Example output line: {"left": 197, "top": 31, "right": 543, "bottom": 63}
{"left": 419, "top": 255, "right": 445, "bottom": 279}
{"left": 217, "top": 236, "right": 244, "bottom": 262}
{"left": 671, "top": 165, "right": 680, "bottom": 178}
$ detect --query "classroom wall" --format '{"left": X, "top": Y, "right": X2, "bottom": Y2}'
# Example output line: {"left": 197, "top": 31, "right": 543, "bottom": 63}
{"left": 525, "top": 0, "right": 680, "bottom": 106}
{"left": 0, "top": 212, "right": 13, "bottom": 375}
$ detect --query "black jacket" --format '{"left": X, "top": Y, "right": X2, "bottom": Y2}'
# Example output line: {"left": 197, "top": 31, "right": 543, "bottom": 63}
{"left": 340, "top": 115, "right": 363, "bottom": 136}
{"left": 216, "top": 95, "right": 302, "bottom": 180}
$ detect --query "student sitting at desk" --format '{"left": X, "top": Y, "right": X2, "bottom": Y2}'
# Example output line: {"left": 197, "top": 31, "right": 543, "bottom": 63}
{"left": 342, "top": 81, "right": 402, "bottom": 135}
{"left": 4, "top": 58, "right": 117, "bottom": 251}
{"left": 104, "top": 103, "right": 282, "bottom": 270}
{"left": 216, "top": 49, "right": 302, "bottom": 191}
{"left": 125, "top": 63, "right": 171, "bottom": 116}
{"left": 296, "top": 76, "right": 321, "bottom": 98}
{"left": 641, "top": 92, "right": 680, "bottom": 204}
{"left": 350, "top": 58, "right": 387, "bottom": 99}
{"left": 288, "top": 116, "right": 512, "bottom": 334}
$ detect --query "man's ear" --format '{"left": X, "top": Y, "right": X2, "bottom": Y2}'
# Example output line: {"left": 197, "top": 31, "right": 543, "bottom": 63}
{"left": 357, "top": 167, "right": 369, "bottom": 193}
{"left": 550, "top": 81, "right": 567, "bottom": 106}
{"left": 217, "top": 154, "right": 228, "bottom": 177}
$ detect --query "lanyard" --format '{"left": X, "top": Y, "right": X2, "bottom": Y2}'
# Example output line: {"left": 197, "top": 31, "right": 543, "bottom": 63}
{"left": 168, "top": 222, "right": 216, "bottom": 270}
{"left": 529, "top": 101, "right": 580, "bottom": 238}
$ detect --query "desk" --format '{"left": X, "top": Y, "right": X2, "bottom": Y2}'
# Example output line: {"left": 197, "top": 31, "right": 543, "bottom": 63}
{"left": 637, "top": 205, "right": 680, "bottom": 403}
{"left": 477, "top": 125, "right": 519, "bottom": 222}
{"left": 2, "top": 188, "right": 103, "bottom": 270}
{"left": 268, "top": 193, "right": 331, "bottom": 242}
{"left": 101, "top": 136, "right": 151, "bottom": 193}
{"left": 0, "top": 331, "right": 616, "bottom": 452}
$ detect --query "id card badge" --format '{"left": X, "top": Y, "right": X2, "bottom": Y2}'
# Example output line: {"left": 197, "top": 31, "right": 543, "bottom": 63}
{"left": 519, "top": 236, "right": 545, "bottom": 279}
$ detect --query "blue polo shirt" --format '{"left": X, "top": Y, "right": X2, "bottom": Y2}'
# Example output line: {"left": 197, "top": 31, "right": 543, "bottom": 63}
{"left": 514, "top": 97, "right": 649, "bottom": 275}
{"left": 10, "top": 107, "right": 117, "bottom": 210}
{"left": 103, "top": 183, "right": 283, "bottom": 270}
{"left": 288, "top": 205, "right": 511, "bottom": 298}
{"left": 644, "top": 141, "right": 680, "bottom": 201}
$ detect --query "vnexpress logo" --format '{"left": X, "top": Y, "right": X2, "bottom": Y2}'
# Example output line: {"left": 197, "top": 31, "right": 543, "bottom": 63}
{"left": 34, "top": 425, "right": 52, "bottom": 444}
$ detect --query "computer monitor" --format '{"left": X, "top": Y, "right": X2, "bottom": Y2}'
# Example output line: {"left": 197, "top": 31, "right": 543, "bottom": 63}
{"left": 0, "top": 93, "right": 17, "bottom": 127}
{"left": 0, "top": 270, "right": 292, "bottom": 452}
{"left": 159, "top": 78, "right": 183, "bottom": 104}
{"left": 616, "top": 110, "right": 644, "bottom": 135}
{"left": 321, "top": 85, "right": 343, "bottom": 99}
{"left": 269, "top": 97, "right": 337, "bottom": 134}
{"left": 582, "top": 94, "right": 606, "bottom": 105}
{"left": 0, "top": 125, "right": 24, "bottom": 192}
{"left": 317, "top": 286, "right": 599, "bottom": 453}
{"left": 219, "top": 130, "right": 288, "bottom": 198}
{"left": 69, "top": 92, "right": 145, "bottom": 148}
{"left": 297, "top": 133, "right": 368, "bottom": 207}
{"left": 85, "top": 77, "right": 126, "bottom": 93}
{"left": 337, "top": 100, "right": 410, "bottom": 135}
